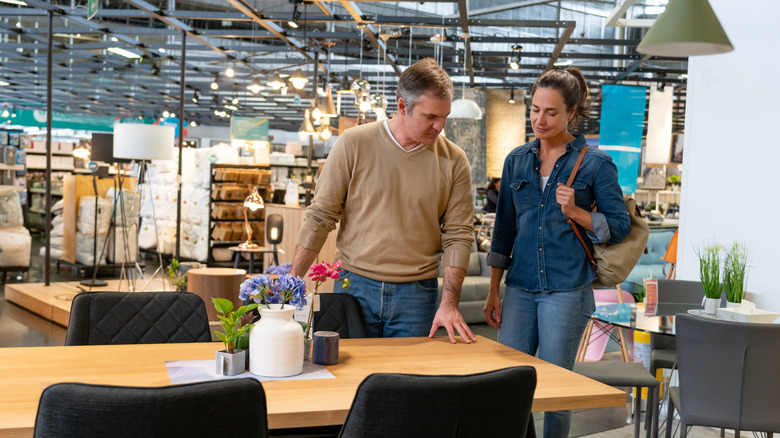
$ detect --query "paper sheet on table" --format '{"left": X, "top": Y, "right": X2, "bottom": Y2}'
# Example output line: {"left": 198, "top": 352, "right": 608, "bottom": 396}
{"left": 166, "top": 360, "right": 335, "bottom": 384}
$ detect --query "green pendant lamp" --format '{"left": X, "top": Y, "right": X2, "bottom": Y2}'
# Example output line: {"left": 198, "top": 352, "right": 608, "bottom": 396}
{"left": 636, "top": 0, "right": 733, "bottom": 57}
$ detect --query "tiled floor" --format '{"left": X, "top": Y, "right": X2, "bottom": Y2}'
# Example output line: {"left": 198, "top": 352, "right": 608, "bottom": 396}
{"left": 0, "top": 234, "right": 733, "bottom": 438}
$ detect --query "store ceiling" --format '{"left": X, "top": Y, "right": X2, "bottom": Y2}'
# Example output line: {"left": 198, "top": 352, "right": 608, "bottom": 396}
{"left": 0, "top": 0, "right": 687, "bottom": 136}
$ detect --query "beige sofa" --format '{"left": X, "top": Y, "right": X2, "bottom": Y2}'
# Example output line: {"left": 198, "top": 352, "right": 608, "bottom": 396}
{"left": 438, "top": 246, "right": 505, "bottom": 324}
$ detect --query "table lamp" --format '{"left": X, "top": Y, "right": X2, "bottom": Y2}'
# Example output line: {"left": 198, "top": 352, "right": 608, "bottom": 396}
{"left": 265, "top": 214, "right": 284, "bottom": 266}
{"left": 240, "top": 186, "right": 264, "bottom": 249}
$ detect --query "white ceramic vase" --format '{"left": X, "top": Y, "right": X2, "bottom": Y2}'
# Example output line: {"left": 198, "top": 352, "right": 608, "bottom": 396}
{"left": 703, "top": 297, "right": 720, "bottom": 315}
{"left": 249, "top": 303, "right": 304, "bottom": 377}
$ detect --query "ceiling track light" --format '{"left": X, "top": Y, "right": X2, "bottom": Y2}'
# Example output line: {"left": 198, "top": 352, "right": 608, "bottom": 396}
{"left": 508, "top": 44, "right": 523, "bottom": 70}
{"left": 193, "top": 89, "right": 201, "bottom": 103}
{"left": 210, "top": 73, "right": 219, "bottom": 90}
{"left": 225, "top": 65, "right": 235, "bottom": 78}
{"left": 508, "top": 88, "right": 516, "bottom": 104}
{"left": 288, "top": 4, "right": 300, "bottom": 29}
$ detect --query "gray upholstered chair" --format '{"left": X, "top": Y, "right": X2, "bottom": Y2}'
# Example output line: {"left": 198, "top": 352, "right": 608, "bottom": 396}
{"left": 65, "top": 291, "right": 211, "bottom": 345}
{"left": 574, "top": 361, "right": 660, "bottom": 438}
{"left": 666, "top": 314, "right": 780, "bottom": 438}
{"left": 33, "top": 379, "right": 268, "bottom": 438}
{"left": 338, "top": 366, "right": 537, "bottom": 438}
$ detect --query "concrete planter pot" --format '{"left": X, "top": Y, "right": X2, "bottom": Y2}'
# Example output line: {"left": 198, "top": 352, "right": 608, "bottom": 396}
{"left": 216, "top": 350, "right": 247, "bottom": 376}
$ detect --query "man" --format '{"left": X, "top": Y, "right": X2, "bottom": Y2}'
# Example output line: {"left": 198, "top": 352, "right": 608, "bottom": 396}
{"left": 290, "top": 58, "right": 476, "bottom": 344}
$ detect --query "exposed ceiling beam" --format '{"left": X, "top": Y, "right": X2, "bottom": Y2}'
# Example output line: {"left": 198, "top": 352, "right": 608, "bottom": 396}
{"left": 615, "top": 54, "right": 651, "bottom": 81}
{"left": 463, "top": 0, "right": 556, "bottom": 18}
{"left": 545, "top": 23, "right": 574, "bottom": 70}
{"left": 456, "top": 0, "right": 472, "bottom": 84}
{"left": 337, "top": 0, "right": 401, "bottom": 76}
{"left": 605, "top": 0, "right": 636, "bottom": 27}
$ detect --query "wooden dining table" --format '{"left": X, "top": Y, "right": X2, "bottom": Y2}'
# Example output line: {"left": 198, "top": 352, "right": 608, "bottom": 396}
{"left": 0, "top": 336, "right": 625, "bottom": 437}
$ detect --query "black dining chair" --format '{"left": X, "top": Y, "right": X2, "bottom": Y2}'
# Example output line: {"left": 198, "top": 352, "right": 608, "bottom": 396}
{"left": 65, "top": 291, "right": 212, "bottom": 345}
{"left": 338, "top": 366, "right": 537, "bottom": 438}
{"left": 33, "top": 379, "right": 268, "bottom": 438}
{"left": 573, "top": 361, "right": 660, "bottom": 438}
{"left": 314, "top": 293, "right": 367, "bottom": 339}
{"left": 666, "top": 314, "right": 780, "bottom": 438}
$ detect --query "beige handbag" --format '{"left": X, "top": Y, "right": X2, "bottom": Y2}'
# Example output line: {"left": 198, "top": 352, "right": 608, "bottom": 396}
{"left": 565, "top": 147, "right": 649, "bottom": 289}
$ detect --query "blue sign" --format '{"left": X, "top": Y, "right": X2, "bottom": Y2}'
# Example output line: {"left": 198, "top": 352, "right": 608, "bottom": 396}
{"left": 598, "top": 85, "right": 647, "bottom": 194}
{"left": 88, "top": 161, "right": 99, "bottom": 172}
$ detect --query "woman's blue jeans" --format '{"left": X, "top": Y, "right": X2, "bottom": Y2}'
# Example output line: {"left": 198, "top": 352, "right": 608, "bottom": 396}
{"left": 336, "top": 270, "right": 439, "bottom": 338}
{"left": 497, "top": 285, "right": 595, "bottom": 438}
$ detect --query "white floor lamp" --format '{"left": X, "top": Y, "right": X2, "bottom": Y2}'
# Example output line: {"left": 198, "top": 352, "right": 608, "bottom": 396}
{"left": 112, "top": 123, "right": 175, "bottom": 291}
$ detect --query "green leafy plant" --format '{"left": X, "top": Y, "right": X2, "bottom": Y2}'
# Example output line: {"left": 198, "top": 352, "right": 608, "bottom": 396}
{"left": 667, "top": 174, "right": 681, "bottom": 184}
{"left": 212, "top": 298, "right": 259, "bottom": 354}
{"left": 633, "top": 284, "right": 646, "bottom": 303}
{"left": 723, "top": 242, "right": 749, "bottom": 303}
{"left": 165, "top": 258, "right": 188, "bottom": 291}
{"left": 695, "top": 241, "right": 724, "bottom": 299}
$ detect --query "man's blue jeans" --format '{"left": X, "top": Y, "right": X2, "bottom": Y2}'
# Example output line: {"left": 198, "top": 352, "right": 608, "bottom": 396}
{"left": 497, "top": 285, "right": 595, "bottom": 438}
{"left": 336, "top": 270, "right": 439, "bottom": 338}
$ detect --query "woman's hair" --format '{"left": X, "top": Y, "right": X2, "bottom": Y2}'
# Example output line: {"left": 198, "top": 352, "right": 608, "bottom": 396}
{"left": 396, "top": 58, "right": 454, "bottom": 113}
{"left": 487, "top": 177, "right": 500, "bottom": 191}
{"left": 530, "top": 67, "right": 591, "bottom": 129}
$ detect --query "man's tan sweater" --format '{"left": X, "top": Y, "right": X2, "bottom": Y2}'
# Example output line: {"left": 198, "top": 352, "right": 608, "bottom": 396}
{"left": 296, "top": 121, "right": 474, "bottom": 282}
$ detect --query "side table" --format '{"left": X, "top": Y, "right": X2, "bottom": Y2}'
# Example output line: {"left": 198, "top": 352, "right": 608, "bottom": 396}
{"left": 187, "top": 267, "right": 247, "bottom": 320}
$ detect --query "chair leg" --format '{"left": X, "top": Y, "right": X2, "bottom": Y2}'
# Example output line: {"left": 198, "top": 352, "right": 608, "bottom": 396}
{"left": 616, "top": 326, "right": 631, "bottom": 362}
{"left": 576, "top": 318, "right": 595, "bottom": 362}
{"left": 634, "top": 386, "right": 641, "bottom": 438}
{"left": 665, "top": 397, "right": 675, "bottom": 438}
{"left": 680, "top": 423, "right": 687, "bottom": 438}
{"left": 652, "top": 387, "right": 660, "bottom": 438}
{"left": 645, "top": 387, "right": 654, "bottom": 438}
{"left": 735, "top": 429, "right": 739, "bottom": 438}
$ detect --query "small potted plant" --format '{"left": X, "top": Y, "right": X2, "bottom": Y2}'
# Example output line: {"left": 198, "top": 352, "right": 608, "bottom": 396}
{"left": 165, "top": 258, "right": 188, "bottom": 291}
{"left": 667, "top": 174, "right": 681, "bottom": 191}
{"left": 723, "top": 242, "right": 750, "bottom": 309}
{"left": 695, "top": 241, "right": 724, "bottom": 314}
{"left": 212, "top": 297, "right": 259, "bottom": 376}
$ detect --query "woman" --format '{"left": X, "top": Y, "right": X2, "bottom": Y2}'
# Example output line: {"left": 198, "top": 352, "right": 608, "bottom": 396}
{"left": 483, "top": 67, "right": 630, "bottom": 438}
{"left": 483, "top": 177, "right": 500, "bottom": 213}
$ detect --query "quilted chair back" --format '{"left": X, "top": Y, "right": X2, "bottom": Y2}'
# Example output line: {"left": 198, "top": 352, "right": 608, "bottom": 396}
{"left": 65, "top": 292, "right": 212, "bottom": 346}
{"left": 338, "top": 366, "right": 537, "bottom": 438}
{"left": 314, "top": 293, "right": 367, "bottom": 339}
{"left": 33, "top": 379, "right": 269, "bottom": 438}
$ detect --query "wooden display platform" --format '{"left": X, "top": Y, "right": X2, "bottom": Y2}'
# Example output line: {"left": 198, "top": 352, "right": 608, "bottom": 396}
{"left": 5, "top": 277, "right": 174, "bottom": 327}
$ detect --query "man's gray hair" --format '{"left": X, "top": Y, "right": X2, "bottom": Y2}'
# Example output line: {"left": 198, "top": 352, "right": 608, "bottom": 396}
{"left": 395, "top": 58, "right": 454, "bottom": 113}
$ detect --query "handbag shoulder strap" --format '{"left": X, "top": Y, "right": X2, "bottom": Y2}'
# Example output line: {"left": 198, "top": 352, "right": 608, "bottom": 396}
{"left": 565, "top": 147, "right": 596, "bottom": 268}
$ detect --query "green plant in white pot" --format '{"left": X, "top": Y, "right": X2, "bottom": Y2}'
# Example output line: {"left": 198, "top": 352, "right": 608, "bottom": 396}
{"left": 723, "top": 242, "right": 749, "bottom": 308}
{"left": 696, "top": 242, "right": 723, "bottom": 315}
{"left": 212, "top": 298, "right": 259, "bottom": 376}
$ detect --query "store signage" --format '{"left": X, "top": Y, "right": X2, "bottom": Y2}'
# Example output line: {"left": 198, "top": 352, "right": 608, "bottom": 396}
{"left": 87, "top": 0, "right": 98, "bottom": 20}
{"left": 88, "top": 161, "right": 99, "bottom": 172}
{"left": 230, "top": 116, "right": 269, "bottom": 141}
{"left": 598, "top": 84, "right": 646, "bottom": 194}
{"left": 1, "top": 107, "right": 116, "bottom": 131}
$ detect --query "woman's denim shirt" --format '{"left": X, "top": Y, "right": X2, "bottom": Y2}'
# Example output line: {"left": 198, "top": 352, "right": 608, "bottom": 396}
{"left": 487, "top": 135, "right": 631, "bottom": 293}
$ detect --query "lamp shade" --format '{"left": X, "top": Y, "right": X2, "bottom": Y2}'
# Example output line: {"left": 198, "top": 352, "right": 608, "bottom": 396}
{"left": 266, "top": 214, "right": 283, "bottom": 245}
{"left": 298, "top": 109, "right": 316, "bottom": 136}
{"left": 450, "top": 98, "right": 483, "bottom": 119}
{"left": 113, "top": 124, "right": 175, "bottom": 160}
{"left": 636, "top": 0, "right": 733, "bottom": 57}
